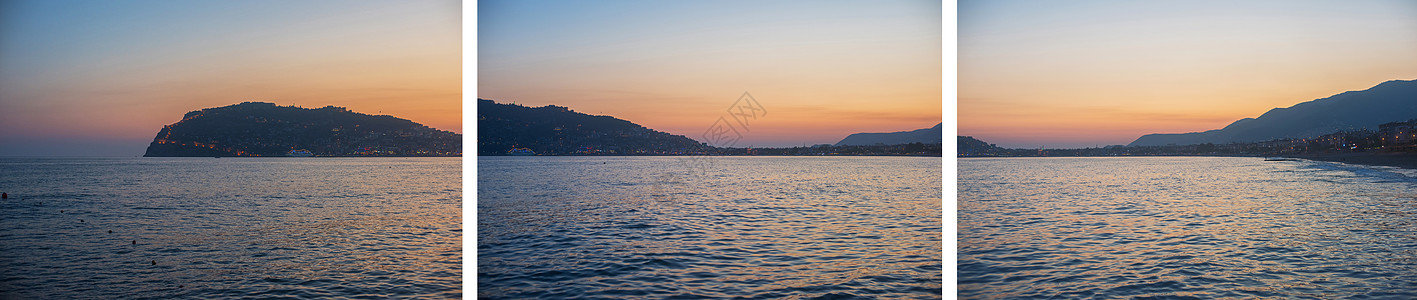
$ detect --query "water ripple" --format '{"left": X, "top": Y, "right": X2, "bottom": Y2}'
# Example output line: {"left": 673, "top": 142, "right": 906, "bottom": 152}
{"left": 0, "top": 157, "right": 461, "bottom": 299}
{"left": 479, "top": 156, "right": 942, "bottom": 299}
{"left": 960, "top": 157, "right": 1417, "bottom": 299}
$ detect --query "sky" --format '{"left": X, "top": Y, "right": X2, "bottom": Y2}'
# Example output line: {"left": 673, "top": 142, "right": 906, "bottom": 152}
{"left": 960, "top": 0, "right": 1417, "bottom": 149}
{"left": 0, "top": 0, "right": 461, "bottom": 156}
{"left": 478, "top": 0, "right": 944, "bottom": 148}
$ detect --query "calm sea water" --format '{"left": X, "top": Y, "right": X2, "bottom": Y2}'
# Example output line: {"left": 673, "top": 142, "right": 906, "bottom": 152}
{"left": 959, "top": 157, "right": 1417, "bottom": 299}
{"left": 0, "top": 157, "right": 460, "bottom": 299}
{"left": 478, "top": 156, "right": 943, "bottom": 299}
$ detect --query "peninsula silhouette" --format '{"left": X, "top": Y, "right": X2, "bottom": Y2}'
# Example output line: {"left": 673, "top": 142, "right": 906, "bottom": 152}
{"left": 143, "top": 102, "right": 460, "bottom": 157}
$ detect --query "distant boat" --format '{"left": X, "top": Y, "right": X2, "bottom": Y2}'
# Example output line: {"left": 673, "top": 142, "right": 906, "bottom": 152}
{"left": 507, "top": 148, "right": 535, "bottom": 156}
{"left": 1264, "top": 157, "right": 1299, "bottom": 161}
{"left": 287, "top": 149, "right": 314, "bottom": 157}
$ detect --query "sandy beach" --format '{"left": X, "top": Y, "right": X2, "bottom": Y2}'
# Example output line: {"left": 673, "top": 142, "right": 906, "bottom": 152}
{"left": 1292, "top": 152, "right": 1417, "bottom": 170}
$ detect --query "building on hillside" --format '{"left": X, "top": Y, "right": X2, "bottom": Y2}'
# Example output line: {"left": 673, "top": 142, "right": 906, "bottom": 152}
{"left": 1379, "top": 119, "right": 1417, "bottom": 148}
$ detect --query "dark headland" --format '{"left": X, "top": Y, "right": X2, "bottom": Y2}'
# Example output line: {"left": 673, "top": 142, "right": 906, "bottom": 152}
{"left": 144, "top": 102, "right": 460, "bottom": 157}
{"left": 478, "top": 99, "right": 941, "bottom": 156}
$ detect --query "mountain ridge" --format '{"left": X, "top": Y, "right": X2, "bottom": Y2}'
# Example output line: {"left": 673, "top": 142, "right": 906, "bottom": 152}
{"left": 1129, "top": 79, "right": 1417, "bottom": 146}
{"left": 835, "top": 123, "right": 943, "bottom": 146}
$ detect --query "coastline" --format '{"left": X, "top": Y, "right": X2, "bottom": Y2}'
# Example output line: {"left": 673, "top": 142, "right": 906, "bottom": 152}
{"left": 1291, "top": 152, "right": 1417, "bottom": 170}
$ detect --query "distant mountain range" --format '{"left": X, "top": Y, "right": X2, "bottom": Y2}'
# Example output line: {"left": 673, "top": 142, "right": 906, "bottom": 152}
{"left": 477, "top": 99, "right": 708, "bottom": 155}
{"left": 1130, "top": 79, "right": 1417, "bottom": 146}
{"left": 835, "top": 123, "right": 943, "bottom": 146}
{"left": 144, "top": 102, "right": 460, "bottom": 157}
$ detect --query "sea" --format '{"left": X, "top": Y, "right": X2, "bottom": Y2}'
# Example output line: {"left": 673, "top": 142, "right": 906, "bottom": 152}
{"left": 959, "top": 156, "right": 1417, "bottom": 299}
{"left": 0, "top": 157, "right": 461, "bottom": 299}
{"left": 478, "top": 156, "right": 943, "bottom": 299}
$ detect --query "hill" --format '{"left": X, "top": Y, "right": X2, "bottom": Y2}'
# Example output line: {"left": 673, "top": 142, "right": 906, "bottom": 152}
{"left": 958, "top": 136, "right": 1008, "bottom": 156}
{"left": 835, "top": 123, "right": 943, "bottom": 146}
{"left": 1130, "top": 79, "right": 1417, "bottom": 146}
{"left": 143, "top": 102, "right": 460, "bottom": 157}
{"left": 477, "top": 99, "right": 709, "bottom": 155}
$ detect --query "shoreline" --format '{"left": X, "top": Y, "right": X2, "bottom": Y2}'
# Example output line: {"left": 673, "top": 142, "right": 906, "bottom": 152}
{"left": 479, "top": 154, "right": 943, "bottom": 157}
{"left": 957, "top": 153, "right": 1417, "bottom": 171}
{"left": 1291, "top": 152, "right": 1417, "bottom": 170}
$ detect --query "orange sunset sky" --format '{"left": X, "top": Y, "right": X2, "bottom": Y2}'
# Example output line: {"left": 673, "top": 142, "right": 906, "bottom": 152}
{"left": 0, "top": 1, "right": 460, "bottom": 156}
{"left": 14, "top": 1, "right": 1407, "bottom": 154}
{"left": 961, "top": 0, "right": 1417, "bottom": 148}
{"left": 478, "top": 0, "right": 944, "bottom": 148}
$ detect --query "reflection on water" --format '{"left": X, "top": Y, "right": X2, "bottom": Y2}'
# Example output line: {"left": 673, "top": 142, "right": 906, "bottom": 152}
{"left": 0, "top": 157, "right": 460, "bottom": 299}
{"left": 959, "top": 157, "right": 1417, "bottom": 298}
{"left": 479, "top": 156, "right": 942, "bottom": 299}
